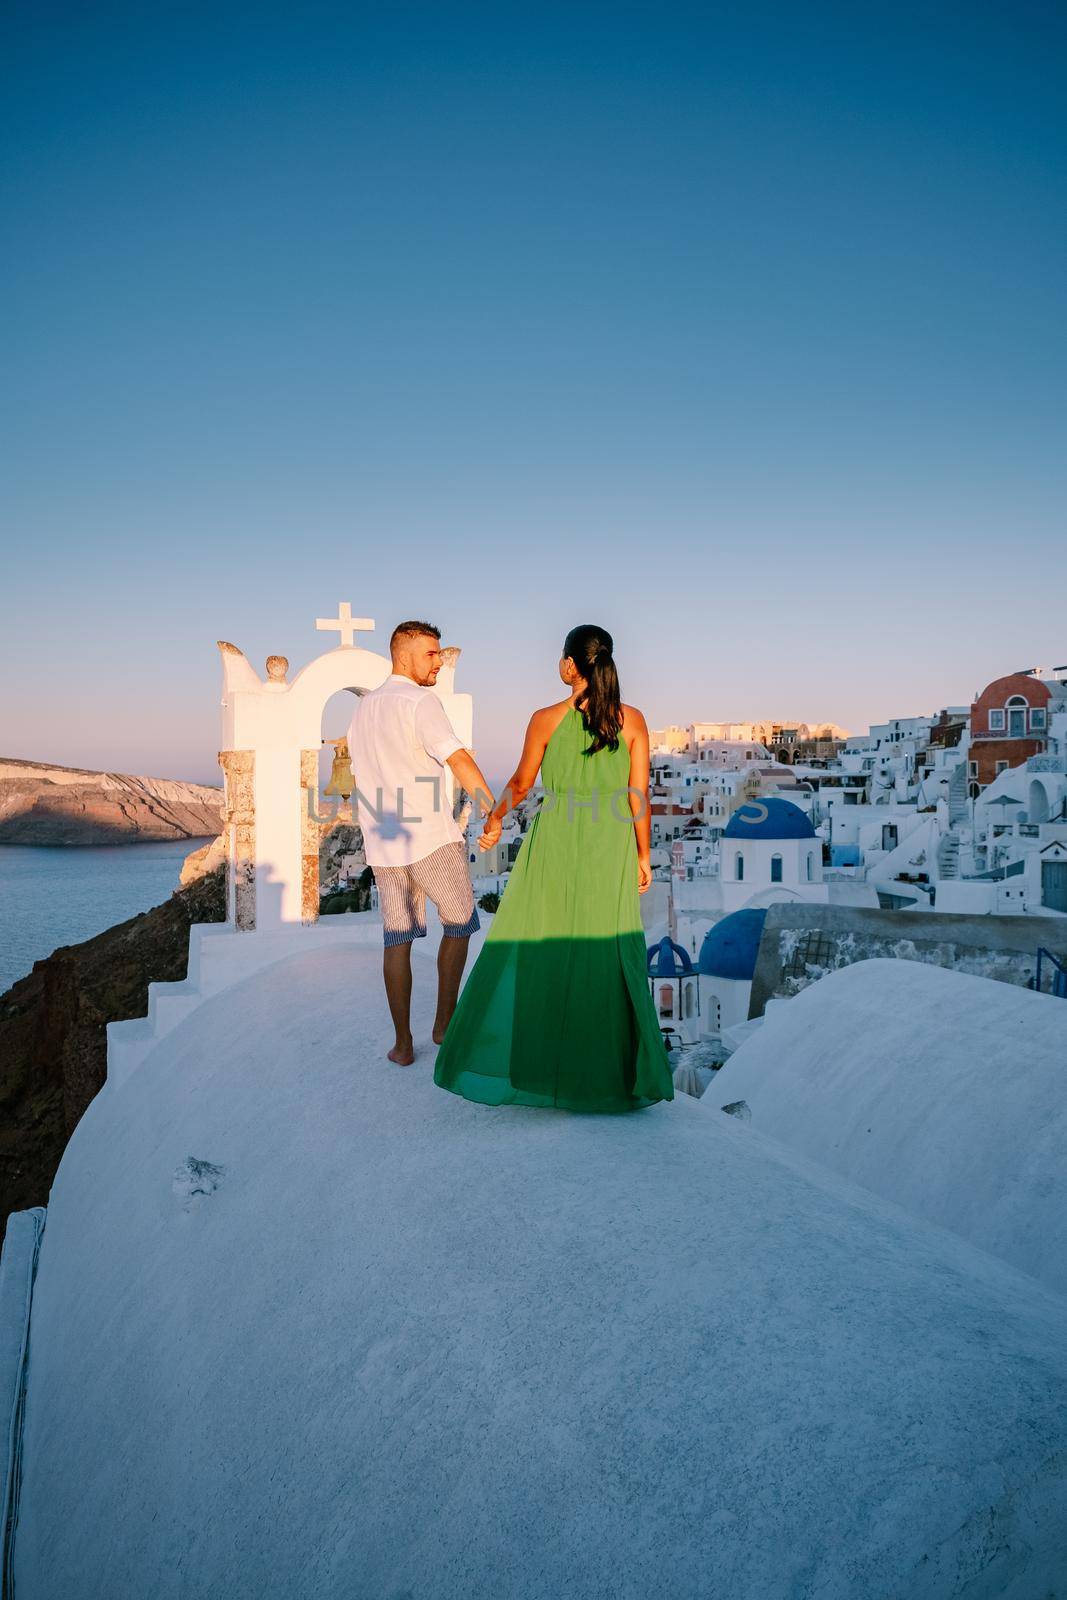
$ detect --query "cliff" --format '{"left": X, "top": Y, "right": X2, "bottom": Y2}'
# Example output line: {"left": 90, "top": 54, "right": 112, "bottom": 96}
{"left": 0, "top": 859, "right": 226, "bottom": 1233}
{"left": 0, "top": 757, "right": 223, "bottom": 845}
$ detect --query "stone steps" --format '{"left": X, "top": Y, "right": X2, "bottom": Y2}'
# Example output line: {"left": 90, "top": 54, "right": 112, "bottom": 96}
{"left": 106, "top": 914, "right": 386, "bottom": 1089}
{"left": 948, "top": 760, "right": 970, "bottom": 826}
{"left": 938, "top": 832, "right": 961, "bottom": 879}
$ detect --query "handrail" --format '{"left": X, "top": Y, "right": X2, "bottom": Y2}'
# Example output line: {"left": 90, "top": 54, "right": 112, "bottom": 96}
{"left": 1034, "top": 947, "right": 1067, "bottom": 1000}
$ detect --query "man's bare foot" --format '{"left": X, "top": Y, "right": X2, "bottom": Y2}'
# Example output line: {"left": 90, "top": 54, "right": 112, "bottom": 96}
{"left": 432, "top": 1024, "right": 448, "bottom": 1046}
{"left": 388, "top": 1041, "right": 415, "bottom": 1066}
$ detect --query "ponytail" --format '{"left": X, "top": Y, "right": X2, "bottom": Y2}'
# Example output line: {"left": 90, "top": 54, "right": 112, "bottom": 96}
{"left": 563, "top": 624, "right": 624, "bottom": 755}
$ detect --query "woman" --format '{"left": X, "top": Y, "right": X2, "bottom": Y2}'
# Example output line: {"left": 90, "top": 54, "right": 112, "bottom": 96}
{"left": 433, "top": 624, "right": 674, "bottom": 1112}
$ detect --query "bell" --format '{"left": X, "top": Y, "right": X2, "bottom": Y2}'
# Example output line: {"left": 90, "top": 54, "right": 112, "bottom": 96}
{"left": 324, "top": 737, "right": 355, "bottom": 800}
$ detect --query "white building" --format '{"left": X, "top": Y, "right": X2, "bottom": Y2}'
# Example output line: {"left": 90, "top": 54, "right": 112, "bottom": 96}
{"left": 647, "top": 724, "right": 688, "bottom": 754}
{"left": 691, "top": 737, "right": 771, "bottom": 768}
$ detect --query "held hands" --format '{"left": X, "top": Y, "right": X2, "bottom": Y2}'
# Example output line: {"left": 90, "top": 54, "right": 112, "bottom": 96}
{"left": 479, "top": 813, "right": 503, "bottom": 852}
{"left": 637, "top": 855, "right": 652, "bottom": 894}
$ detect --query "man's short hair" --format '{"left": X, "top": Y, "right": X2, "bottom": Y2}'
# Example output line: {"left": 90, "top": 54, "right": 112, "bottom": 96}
{"left": 390, "top": 620, "right": 441, "bottom": 655}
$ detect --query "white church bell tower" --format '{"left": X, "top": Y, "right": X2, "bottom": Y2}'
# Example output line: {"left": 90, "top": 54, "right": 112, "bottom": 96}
{"left": 216, "top": 605, "right": 473, "bottom": 930}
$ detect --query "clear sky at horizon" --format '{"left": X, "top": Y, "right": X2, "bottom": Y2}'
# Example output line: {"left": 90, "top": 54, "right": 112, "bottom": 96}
{"left": 3, "top": 2, "right": 1064, "bottom": 786}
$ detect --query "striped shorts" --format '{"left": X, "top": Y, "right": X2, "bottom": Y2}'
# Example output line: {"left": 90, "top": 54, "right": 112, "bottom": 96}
{"left": 374, "top": 842, "right": 481, "bottom": 947}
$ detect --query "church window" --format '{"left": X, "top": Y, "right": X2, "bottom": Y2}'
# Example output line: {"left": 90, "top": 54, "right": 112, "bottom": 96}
{"left": 806, "top": 852, "right": 814, "bottom": 881}
{"left": 735, "top": 853, "right": 744, "bottom": 881}
{"left": 771, "top": 853, "right": 783, "bottom": 882}
{"left": 658, "top": 985, "right": 674, "bottom": 1018}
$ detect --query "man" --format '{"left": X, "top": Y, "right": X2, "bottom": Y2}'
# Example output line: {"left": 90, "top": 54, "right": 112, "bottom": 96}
{"left": 347, "top": 621, "right": 495, "bottom": 1065}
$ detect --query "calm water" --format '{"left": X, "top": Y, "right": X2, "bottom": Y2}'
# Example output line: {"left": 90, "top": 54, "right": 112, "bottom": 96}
{"left": 0, "top": 841, "right": 213, "bottom": 996}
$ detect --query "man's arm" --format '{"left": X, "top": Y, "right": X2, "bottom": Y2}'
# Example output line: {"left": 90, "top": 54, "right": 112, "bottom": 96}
{"left": 413, "top": 695, "right": 495, "bottom": 822}
{"left": 446, "top": 748, "right": 496, "bottom": 822}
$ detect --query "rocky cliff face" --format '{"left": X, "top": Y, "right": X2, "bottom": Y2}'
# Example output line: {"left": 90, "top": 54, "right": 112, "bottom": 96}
{"left": 0, "top": 758, "right": 223, "bottom": 845}
{"left": 0, "top": 856, "right": 226, "bottom": 1233}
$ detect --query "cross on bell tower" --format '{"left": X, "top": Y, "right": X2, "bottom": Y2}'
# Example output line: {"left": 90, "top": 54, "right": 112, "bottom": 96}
{"left": 315, "top": 602, "right": 375, "bottom": 649}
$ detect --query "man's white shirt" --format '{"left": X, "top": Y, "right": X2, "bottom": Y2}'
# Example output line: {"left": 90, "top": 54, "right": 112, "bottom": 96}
{"left": 347, "top": 674, "right": 466, "bottom": 868}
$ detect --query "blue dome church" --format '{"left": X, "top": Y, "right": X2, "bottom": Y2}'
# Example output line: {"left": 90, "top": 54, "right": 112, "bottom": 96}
{"left": 697, "top": 908, "right": 768, "bottom": 1039}
{"left": 720, "top": 798, "right": 822, "bottom": 916}
{"left": 646, "top": 936, "right": 699, "bottom": 1043}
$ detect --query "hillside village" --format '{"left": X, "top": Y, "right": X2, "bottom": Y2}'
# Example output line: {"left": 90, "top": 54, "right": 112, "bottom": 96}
{"left": 428, "top": 661, "right": 1067, "bottom": 1067}
{"left": 652, "top": 665, "right": 1065, "bottom": 908}
{"left": 464, "top": 662, "right": 1067, "bottom": 914}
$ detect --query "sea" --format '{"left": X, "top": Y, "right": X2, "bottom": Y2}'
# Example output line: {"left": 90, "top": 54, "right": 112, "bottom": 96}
{"left": 0, "top": 840, "right": 213, "bottom": 997}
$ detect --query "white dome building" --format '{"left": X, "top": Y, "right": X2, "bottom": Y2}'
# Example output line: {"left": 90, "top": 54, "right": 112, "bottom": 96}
{"left": 673, "top": 798, "right": 876, "bottom": 975}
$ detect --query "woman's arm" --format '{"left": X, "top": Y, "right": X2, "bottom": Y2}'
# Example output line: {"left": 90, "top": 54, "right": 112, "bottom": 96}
{"left": 625, "top": 707, "right": 653, "bottom": 893}
{"left": 479, "top": 709, "right": 555, "bottom": 849}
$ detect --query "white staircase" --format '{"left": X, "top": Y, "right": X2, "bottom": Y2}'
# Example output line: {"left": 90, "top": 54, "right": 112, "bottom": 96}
{"left": 935, "top": 763, "right": 970, "bottom": 881}
{"left": 948, "top": 760, "right": 969, "bottom": 825}
{"left": 938, "top": 831, "right": 961, "bottom": 879}
{"left": 106, "top": 915, "right": 384, "bottom": 1088}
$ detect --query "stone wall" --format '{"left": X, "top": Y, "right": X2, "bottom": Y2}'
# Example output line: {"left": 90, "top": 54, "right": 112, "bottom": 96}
{"left": 218, "top": 749, "right": 255, "bottom": 929}
{"left": 0, "top": 863, "right": 226, "bottom": 1235}
{"left": 749, "top": 902, "right": 1067, "bottom": 1017}
{"left": 300, "top": 749, "right": 319, "bottom": 924}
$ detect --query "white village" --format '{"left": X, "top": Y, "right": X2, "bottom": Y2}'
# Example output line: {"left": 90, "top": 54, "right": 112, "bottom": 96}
{"left": 1, "top": 608, "right": 1066, "bottom": 1597}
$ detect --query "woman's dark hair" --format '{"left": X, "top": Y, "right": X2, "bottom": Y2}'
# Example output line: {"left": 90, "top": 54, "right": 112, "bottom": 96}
{"left": 563, "top": 624, "right": 623, "bottom": 755}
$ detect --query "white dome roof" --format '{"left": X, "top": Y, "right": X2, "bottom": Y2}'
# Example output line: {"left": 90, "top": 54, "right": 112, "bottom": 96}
{"left": 711, "top": 958, "right": 1067, "bottom": 1295}
{"left": 14, "top": 937, "right": 1067, "bottom": 1596}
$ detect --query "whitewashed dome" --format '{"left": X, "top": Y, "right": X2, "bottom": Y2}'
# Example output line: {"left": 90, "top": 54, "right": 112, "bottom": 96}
{"left": 13, "top": 938, "right": 1067, "bottom": 1598}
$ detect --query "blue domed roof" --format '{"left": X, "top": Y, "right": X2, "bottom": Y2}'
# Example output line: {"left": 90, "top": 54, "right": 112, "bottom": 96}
{"left": 698, "top": 909, "right": 768, "bottom": 980}
{"left": 646, "top": 935, "right": 694, "bottom": 977}
{"left": 723, "top": 798, "right": 816, "bottom": 841}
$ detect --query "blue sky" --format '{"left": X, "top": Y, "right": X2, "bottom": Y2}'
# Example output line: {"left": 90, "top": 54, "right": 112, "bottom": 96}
{"left": 3, "top": 2, "right": 1064, "bottom": 785}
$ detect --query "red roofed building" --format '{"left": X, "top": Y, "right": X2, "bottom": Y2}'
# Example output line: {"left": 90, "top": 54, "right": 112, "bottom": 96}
{"left": 969, "top": 672, "right": 1051, "bottom": 788}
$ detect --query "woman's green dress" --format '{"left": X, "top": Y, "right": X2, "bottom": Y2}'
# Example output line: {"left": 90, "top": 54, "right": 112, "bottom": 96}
{"left": 434, "top": 707, "right": 674, "bottom": 1112}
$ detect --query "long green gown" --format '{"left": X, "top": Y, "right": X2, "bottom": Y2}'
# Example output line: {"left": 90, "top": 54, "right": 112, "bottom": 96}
{"left": 433, "top": 707, "right": 674, "bottom": 1112}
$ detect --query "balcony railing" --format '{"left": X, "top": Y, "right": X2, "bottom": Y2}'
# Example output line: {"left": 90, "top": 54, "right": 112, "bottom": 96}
{"left": 1027, "top": 756, "right": 1067, "bottom": 773}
